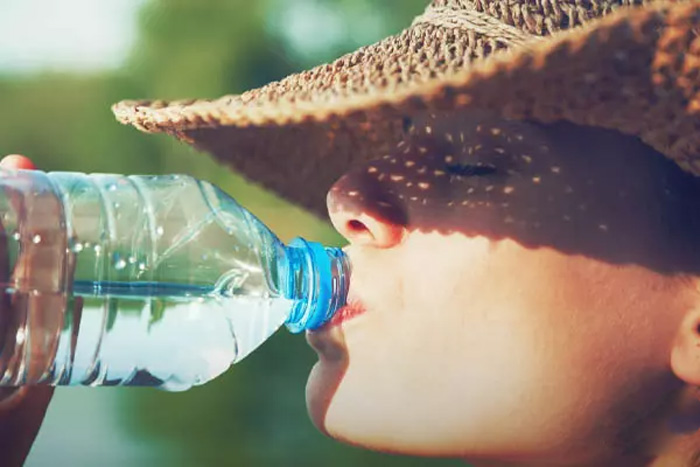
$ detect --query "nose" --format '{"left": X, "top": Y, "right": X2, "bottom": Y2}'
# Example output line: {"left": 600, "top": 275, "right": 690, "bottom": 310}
{"left": 326, "top": 173, "right": 406, "bottom": 248}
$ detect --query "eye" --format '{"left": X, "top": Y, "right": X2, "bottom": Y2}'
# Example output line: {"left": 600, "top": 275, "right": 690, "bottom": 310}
{"left": 445, "top": 163, "right": 497, "bottom": 177}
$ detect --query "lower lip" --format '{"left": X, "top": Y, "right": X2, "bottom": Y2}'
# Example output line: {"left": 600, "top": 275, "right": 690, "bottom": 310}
{"left": 325, "top": 300, "right": 366, "bottom": 328}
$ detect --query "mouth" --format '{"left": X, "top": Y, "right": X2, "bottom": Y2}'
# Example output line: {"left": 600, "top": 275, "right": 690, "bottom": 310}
{"left": 305, "top": 295, "right": 366, "bottom": 355}
{"left": 305, "top": 247, "right": 366, "bottom": 357}
{"left": 326, "top": 296, "right": 367, "bottom": 328}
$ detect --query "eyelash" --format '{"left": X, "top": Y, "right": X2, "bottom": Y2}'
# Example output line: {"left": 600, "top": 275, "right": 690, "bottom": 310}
{"left": 445, "top": 163, "right": 497, "bottom": 177}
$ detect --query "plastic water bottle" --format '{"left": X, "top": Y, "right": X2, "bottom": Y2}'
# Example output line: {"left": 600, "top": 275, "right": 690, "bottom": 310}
{"left": 0, "top": 170, "right": 350, "bottom": 391}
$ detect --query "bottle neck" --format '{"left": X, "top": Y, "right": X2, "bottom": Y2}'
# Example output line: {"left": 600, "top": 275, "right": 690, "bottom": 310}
{"left": 282, "top": 238, "right": 350, "bottom": 333}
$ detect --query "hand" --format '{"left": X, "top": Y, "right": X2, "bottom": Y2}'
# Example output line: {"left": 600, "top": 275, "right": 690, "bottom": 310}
{"left": 0, "top": 155, "right": 54, "bottom": 467}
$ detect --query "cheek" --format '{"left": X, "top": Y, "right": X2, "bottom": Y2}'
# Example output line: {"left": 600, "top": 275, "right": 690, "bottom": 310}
{"left": 324, "top": 235, "right": 680, "bottom": 457}
{"left": 324, "top": 235, "right": 567, "bottom": 453}
{"left": 325, "top": 296, "right": 559, "bottom": 454}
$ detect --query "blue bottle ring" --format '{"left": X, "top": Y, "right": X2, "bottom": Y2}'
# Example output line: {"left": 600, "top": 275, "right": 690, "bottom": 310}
{"left": 286, "top": 238, "right": 333, "bottom": 333}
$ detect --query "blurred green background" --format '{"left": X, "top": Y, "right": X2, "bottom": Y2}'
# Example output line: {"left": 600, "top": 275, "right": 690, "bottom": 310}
{"left": 0, "top": 0, "right": 463, "bottom": 465}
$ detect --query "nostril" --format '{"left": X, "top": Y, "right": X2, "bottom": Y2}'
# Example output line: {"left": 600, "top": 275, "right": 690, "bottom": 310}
{"left": 347, "top": 220, "right": 367, "bottom": 233}
{"left": 332, "top": 212, "right": 404, "bottom": 247}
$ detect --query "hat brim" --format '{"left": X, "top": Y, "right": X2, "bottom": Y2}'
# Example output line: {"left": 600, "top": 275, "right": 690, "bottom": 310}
{"left": 113, "top": 0, "right": 700, "bottom": 218}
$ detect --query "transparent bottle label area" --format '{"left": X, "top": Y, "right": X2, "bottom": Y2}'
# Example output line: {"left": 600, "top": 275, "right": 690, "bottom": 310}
{"left": 70, "top": 284, "right": 292, "bottom": 391}
{"left": 5, "top": 286, "right": 292, "bottom": 391}
{"left": 0, "top": 172, "right": 298, "bottom": 391}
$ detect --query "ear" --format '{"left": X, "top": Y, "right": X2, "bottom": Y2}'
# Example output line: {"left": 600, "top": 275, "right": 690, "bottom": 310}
{"left": 671, "top": 306, "right": 700, "bottom": 386}
{"left": 668, "top": 306, "right": 700, "bottom": 434}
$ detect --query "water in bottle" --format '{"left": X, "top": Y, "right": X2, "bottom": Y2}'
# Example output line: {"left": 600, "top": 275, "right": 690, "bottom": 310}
{"left": 0, "top": 170, "right": 349, "bottom": 391}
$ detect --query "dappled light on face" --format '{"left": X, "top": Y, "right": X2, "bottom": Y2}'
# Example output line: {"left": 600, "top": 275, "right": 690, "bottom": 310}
{"left": 327, "top": 111, "right": 700, "bottom": 274}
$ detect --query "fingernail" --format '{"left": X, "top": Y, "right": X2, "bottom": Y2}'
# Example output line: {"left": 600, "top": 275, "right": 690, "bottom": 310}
{"left": 0, "top": 155, "right": 35, "bottom": 169}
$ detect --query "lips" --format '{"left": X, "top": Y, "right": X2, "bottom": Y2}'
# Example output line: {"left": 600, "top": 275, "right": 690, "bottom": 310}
{"left": 306, "top": 296, "right": 364, "bottom": 360}
{"left": 326, "top": 297, "right": 367, "bottom": 328}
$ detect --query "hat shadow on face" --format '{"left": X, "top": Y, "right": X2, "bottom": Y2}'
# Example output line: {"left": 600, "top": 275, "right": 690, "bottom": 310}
{"left": 328, "top": 111, "right": 700, "bottom": 275}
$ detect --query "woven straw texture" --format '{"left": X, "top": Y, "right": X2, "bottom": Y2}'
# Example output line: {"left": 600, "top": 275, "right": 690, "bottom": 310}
{"left": 113, "top": 0, "right": 700, "bottom": 216}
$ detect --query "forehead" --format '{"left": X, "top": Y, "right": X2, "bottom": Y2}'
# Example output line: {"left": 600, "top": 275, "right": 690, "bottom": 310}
{"left": 408, "top": 111, "right": 549, "bottom": 149}
{"left": 405, "top": 110, "right": 653, "bottom": 170}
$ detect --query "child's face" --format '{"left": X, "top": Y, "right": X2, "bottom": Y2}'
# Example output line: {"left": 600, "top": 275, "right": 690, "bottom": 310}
{"left": 305, "top": 113, "right": 700, "bottom": 464}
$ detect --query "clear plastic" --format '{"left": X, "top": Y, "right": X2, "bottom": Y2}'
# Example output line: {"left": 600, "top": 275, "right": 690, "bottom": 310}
{"left": 0, "top": 171, "right": 349, "bottom": 391}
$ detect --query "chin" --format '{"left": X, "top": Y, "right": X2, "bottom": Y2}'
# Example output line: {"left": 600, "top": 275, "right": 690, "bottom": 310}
{"left": 304, "top": 331, "right": 350, "bottom": 435}
{"left": 310, "top": 387, "right": 474, "bottom": 457}
{"left": 305, "top": 362, "right": 332, "bottom": 434}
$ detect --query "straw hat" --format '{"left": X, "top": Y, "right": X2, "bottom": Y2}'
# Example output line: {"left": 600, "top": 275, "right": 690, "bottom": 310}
{"left": 112, "top": 0, "right": 700, "bottom": 218}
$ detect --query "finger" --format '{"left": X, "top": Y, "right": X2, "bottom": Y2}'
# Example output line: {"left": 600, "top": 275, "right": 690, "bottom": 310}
{"left": 0, "top": 155, "right": 36, "bottom": 170}
{"left": 0, "top": 163, "right": 56, "bottom": 466}
{"left": 0, "top": 385, "right": 54, "bottom": 467}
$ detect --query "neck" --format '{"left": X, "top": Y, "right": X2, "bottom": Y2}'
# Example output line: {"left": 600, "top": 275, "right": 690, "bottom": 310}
{"left": 648, "top": 428, "right": 700, "bottom": 467}
{"left": 647, "top": 386, "right": 700, "bottom": 467}
{"left": 467, "top": 388, "right": 700, "bottom": 467}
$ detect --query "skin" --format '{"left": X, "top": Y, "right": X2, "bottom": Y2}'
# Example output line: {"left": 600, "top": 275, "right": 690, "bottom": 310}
{"left": 0, "top": 154, "right": 54, "bottom": 467}
{"left": 306, "top": 112, "right": 700, "bottom": 466}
